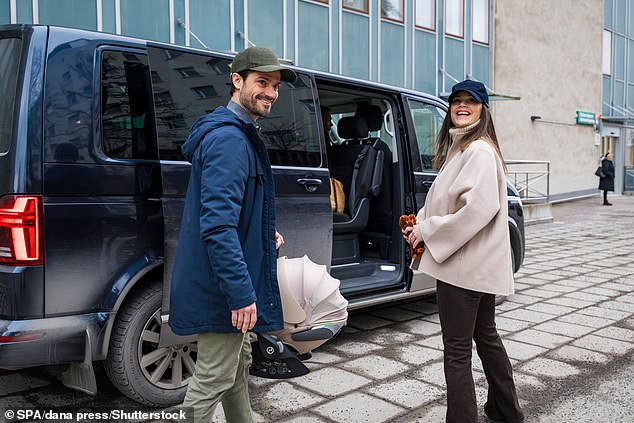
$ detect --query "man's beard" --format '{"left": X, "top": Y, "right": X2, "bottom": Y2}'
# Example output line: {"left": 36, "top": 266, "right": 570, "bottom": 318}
{"left": 240, "top": 91, "right": 273, "bottom": 119}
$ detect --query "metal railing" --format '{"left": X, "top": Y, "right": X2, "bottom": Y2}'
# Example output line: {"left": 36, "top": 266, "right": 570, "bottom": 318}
{"left": 626, "top": 166, "right": 634, "bottom": 192}
{"left": 505, "top": 160, "right": 551, "bottom": 203}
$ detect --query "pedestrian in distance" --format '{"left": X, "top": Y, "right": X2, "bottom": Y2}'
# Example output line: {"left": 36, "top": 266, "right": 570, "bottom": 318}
{"left": 402, "top": 80, "right": 524, "bottom": 423}
{"left": 168, "top": 46, "right": 295, "bottom": 422}
{"left": 599, "top": 152, "right": 615, "bottom": 206}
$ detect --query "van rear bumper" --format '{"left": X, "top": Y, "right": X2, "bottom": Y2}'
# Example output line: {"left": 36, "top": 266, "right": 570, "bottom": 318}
{"left": 0, "top": 312, "right": 115, "bottom": 369}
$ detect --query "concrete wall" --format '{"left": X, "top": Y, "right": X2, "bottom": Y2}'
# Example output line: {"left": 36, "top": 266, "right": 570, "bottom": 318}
{"left": 492, "top": 0, "right": 603, "bottom": 197}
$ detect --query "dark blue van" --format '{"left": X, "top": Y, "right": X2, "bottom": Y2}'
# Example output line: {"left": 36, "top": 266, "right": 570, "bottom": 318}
{"left": 0, "top": 24, "right": 524, "bottom": 406}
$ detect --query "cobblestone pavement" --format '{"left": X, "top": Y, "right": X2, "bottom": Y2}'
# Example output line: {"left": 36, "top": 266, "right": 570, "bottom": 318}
{"left": 1, "top": 195, "right": 633, "bottom": 422}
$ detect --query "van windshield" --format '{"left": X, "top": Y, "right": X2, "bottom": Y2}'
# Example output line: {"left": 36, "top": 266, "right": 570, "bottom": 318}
{"left": 0, "top": 38, "right": 22, "bottom": 156}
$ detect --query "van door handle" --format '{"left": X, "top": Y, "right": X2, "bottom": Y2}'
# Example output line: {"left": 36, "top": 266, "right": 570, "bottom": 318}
{"left": 296, "top": 178, "right": 322, "bottom": 192}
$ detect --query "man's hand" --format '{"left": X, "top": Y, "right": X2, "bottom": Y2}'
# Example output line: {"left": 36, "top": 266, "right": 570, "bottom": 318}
{"left": 275, "top": 231, "right": 285, "bottom": 250}
{"left": 231, "top": 303, "right": 257, "bottom": 333}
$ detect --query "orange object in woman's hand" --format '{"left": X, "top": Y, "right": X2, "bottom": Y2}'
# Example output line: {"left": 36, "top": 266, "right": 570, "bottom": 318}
{"left": 399, "top": 214, "right": 424, "bottom": 258}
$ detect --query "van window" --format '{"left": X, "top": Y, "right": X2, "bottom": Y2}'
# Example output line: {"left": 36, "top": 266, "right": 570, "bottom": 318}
{"left": 407, "top": 99, "right": 446, "bottom": 171}
{"left": 148, "top": 48, "right": 320, "bottom": 166}
{"left": 0, "top": 38, "right": 22, "bottom": 156}
{"left": 101, "top": 51, "right": 157, "bottom": 160}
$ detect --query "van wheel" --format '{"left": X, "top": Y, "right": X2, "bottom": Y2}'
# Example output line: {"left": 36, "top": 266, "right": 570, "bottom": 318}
{"left": 104, "top": 281, "right": 197, "bottom": 406}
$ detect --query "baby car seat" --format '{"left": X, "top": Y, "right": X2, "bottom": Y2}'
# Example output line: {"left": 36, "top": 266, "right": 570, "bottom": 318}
{"left": 250, "top": 255, "right": 348, "bottom": 379}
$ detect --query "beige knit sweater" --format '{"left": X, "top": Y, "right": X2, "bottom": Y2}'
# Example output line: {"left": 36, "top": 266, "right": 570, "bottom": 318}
{"left": 414, "top": 122, "right": 514, "bottom": 296}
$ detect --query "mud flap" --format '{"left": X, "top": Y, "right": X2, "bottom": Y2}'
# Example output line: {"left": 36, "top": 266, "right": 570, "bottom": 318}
{"left": 249, "top": 333, "right": 309, "bottom": 379}
{"left": 62, "top": 330, "right": 97, "bottom": 395}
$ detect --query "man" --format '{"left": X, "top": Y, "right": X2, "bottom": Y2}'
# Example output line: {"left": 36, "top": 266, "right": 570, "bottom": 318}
{"left": 168, "top": 46, "right": 296, "bottom": 422}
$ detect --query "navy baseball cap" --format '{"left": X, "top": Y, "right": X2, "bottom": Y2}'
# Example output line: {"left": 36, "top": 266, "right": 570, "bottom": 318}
{"left": 448, "top": 80, "right": 489, "bottom": 106}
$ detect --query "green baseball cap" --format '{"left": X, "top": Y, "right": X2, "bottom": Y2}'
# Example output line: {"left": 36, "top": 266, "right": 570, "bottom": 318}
{"left": 231, "top": 46, "right": 297, "bottom": 82}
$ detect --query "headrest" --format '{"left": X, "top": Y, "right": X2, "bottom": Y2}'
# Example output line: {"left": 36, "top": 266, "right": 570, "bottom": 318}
{"left": 355, "top": 104, "right": 383, "bottom": 132}
{"left": 337, "top": 116, "right": 369, "bottom": 139}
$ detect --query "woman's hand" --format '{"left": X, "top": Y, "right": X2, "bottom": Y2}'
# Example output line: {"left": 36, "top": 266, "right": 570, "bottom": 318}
{"left": 402, "top": 225, "right": 423, "bottom": 249}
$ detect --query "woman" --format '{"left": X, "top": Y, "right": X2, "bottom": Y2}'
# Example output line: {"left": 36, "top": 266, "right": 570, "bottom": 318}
{"left": 402, "top": 80, "right": 524, "bottom": 423}
{"left": 599, "top": 152, "right": 615, "bottom": 206}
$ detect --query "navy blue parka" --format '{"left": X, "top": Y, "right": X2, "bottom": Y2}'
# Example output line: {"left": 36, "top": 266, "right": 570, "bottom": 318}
{"left": 169, "top": 105, "right": 283, "bottom": 335}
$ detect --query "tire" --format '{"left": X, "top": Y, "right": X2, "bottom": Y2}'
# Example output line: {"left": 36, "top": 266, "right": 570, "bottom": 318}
{"left": 104, "top": 281, "right": 197, "bottom": 406}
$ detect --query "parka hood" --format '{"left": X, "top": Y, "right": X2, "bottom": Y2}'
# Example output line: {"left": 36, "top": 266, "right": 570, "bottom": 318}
{"left": 181, "top": 107, "right": 249, "bottom": 162}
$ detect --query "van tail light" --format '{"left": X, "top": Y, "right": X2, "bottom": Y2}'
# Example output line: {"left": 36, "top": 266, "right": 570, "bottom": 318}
{"left": 0, "top": 195, "right": 43, "bottom": 266}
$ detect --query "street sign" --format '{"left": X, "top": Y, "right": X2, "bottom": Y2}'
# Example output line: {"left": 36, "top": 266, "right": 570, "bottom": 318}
{"left": 576, "top": 110, "right": 596, "bottom": 125}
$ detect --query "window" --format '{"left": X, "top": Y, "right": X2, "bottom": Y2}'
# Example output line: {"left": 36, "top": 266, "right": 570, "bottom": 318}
{"left": 415, "top": 0, "right": 435, "bottom": 30}
{"left": 603, "top": 30, "right": 612, "bottom": 76}
{"left": 176, "top": 66, "right": 202, "bottom": 78}
{"left": 343, "top": 0, "right": 368, "bottom": 14}
{"left": 149, "top": 48, "right": 321, "bottom": 167}
{"left": 382, "top": 0, "right": 403, "bottom": 22}
{"left": 0, "top": 38, "right": 21, "bottom": 156}
{"left": 408, "top": 100, "right": 446, "bottom": 171}
{"left": 472, "top": 0, "right": 489, "bottom": 44}
{"left": 101, "top": 51, "right": 157, "bottom": 160}
{"left": 445, "top": 0, "right": 464, "bottom": 38}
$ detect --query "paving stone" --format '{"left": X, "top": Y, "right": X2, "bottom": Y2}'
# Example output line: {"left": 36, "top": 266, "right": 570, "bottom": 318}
{"left": 594, "top": 326, "right": 634, "bottom": 342}
{"left": 340, "top": 355, "right": 410, "bottom": 380}
{"left": 494, "top": 316, "right": 533, "bottom": 332}
{"left": 533, "top": 320, "right": 595, "bottom": 338}
{"left": 572, "top": 335, "right": 634, "bottom": 356}
{"left": 508, "top": 329, "right": 573, "bottom": 349}
{"left": 496, "top": 301, "right": 524, "bottom": 311}
{"left": 262, "top": 382, "right": 325, "bottom": 414}
{"left": 526, "top": 302, "right": 576, "bottom": 316}
{"left": 412, "top": 361, "right": 446, "bottom": 387}
{"left": 548, "top": 345, "right": 610, "bottom": 364}
{"left": 346, "top": 315, "right": 394, "bottom": 330}
{"left": 564, "top": 291, "right": 609, "bottom": 303}
{"left": 500, "top": 308, "right": 555, "bottom": 324}
{"left": 365, "top": 328, "right": 417, "bottom": 345}
{"left": 599, "top": 301, "right": 634, "bottom": 313}
{"left": 399, "top": 300, "right": 438, "bottom": 315}
{"left": 582, "top": 287, "right": 621, "bottom": 297}
{"left": 293, "top": 367, "right": 372, "bottom": 397}
{"left": 556, "top": 279, "right": 595, "bottom": 288}
{"left": 577, "top": 306, "right": 631, "bottom": 321}
{"left": 370, "top": 307, "right": 424, "bottom": 322}
{"left": 423, "top": 314, "right": 441, "bottom": 324}
{"left": 396, "top": 344, "right": 444, "bottom": 366}
{"left": 519, "top": 288, "right": 560, "bottom": 299}
{"left": 569, "top": 274, "right": 607, "bottom": 284}
{"left": 415, "top": 335, "right": 444, "bottom": 351}
{"left": 312, "top": 392, "right": 405, "bottom": 423}
{"left": 616, "top": 293, "right": 634, "bottom": 304}
{"left": 545, "top": 297, "right": 594, "bottom": 309}
{"left": 366, "top": 378, "right": 444, "bottom": 409}
{"left": 537, "top": 284, "right": 578, "bottom": 294}
{"left": 513, "top": 372, "right": 546, "bottom": 390}
{"left": 506, "top": 294, "right": 542, "bottom": 305}
{"left": 529, "top": 272, "right": 564, "bottom": 281}
{"left": 331, "top": 341, "right": 383, "bottom": 356}
{"left": 519, "top": 358, "right": 580, "bottom": 378}
{"left": 502, "top": 340, "right": 548, "bottom": 361}
{"left": 278, "top": 413, "right": 330, "bottom": 423}
{"left": 601, "top": 282, "right": 634, "bottom": 292}
{"left": 394, "top": 404, "right": 447, "bottom": 423}
{"left": 399, "top": 319, "right": 442, "bottom": 336}
{"left": 306, "top": 351, "right": 345, "bottom": 365}
{"left": 557, "top": 313, "right": 614, "bottom": 328}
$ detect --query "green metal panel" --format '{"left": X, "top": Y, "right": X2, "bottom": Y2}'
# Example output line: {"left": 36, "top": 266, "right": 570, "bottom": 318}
{"left": 444, "top": 37, "right": 464, "bottom": 91}
{"left": 342, "top": 12, "right": 369, "bottom": 79}
{"left": 248, "top": 0, "right": 283, "bottom": 57}
{"left": 615, "top": 34, "right": 625, "bottom": 80}
{"left": 102, "top": 0, "right": 115, "bottom": 33}
{"left": 0, "top": 0, "right": 9, "bottom": 24}
{"left": 190, "top": 0, "right": 231, "bottom": 50}
{"left": 287, "top": 0, "right": 295, "bottom": 61}
{"left": 380, "top": 21, "right": 404, "bottom": 87}
{"left": 615, "top": 80, "right": 625, "bottom": 109}
{"left": 414, "top": 30, "right": 435, "bottom": 94}
{"left": 630, "top": 0, "right": 634, "bottom": 37}
{"left": 16, "top": 0, "right": 33, "bottom": 23}
{"left": 471, "top": 43, "right": 489, "bottom": 86}
{"left": 120, "top": 0, "right": 170, "bottom": 42}
{"left": 604, "top": 0, "right": 613, "bottom": 30}
{"left": 297, "top": 1, "right": 328, "bottom": 71}
{"left": 615, "top": 0, "right": 626, "bottom": 33}
{"left": 39, "top": 0, "right": 97, "bottom": 30}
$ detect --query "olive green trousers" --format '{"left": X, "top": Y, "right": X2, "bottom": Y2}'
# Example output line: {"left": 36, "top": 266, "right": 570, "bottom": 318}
{"left": 183, "top": 332, "right": 254, "bottom": 423}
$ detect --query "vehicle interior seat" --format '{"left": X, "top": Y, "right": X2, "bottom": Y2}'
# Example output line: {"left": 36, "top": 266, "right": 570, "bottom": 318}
{"left": 354, "top": 103, "right": 394, "bottom": 259}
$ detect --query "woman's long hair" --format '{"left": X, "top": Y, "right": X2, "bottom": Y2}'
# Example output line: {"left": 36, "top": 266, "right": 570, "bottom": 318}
{"left": 432, "top": 105, "right": 507, "bottom": 172}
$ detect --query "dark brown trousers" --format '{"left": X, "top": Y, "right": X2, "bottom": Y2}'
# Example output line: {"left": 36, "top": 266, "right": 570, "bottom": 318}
{"left": 436, "top": 280, "right": 523, "bottom": 423}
